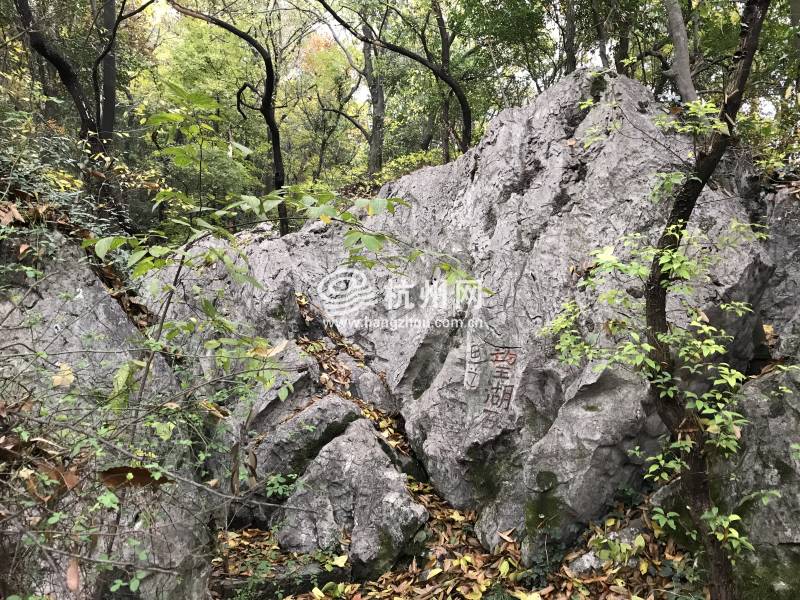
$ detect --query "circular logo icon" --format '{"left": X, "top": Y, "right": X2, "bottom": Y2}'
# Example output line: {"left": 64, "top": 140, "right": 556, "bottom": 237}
{"left": 317, "top": 267, "right": 377, "bottom": 316}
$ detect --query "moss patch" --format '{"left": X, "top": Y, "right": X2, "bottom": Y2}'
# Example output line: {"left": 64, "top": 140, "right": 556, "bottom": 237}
{"left": 524, "top": 471, "right": 565, "bottom": 532}
{"left": 737, "top": 546, "right": 800, "bottom": 600}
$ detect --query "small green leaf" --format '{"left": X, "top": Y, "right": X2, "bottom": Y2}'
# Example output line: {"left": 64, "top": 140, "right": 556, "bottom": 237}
{"left": 95, "top": 236, "right": 124, "bottom": 260}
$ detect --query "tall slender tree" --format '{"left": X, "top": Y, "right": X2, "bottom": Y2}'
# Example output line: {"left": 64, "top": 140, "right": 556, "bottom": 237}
{"left": 315, "top": 0, "right": 474, "bottom": 153}
{"left": 643, "top": 1, "right": 772, "bottom": 598}
{"left": 168, "top": 0, "right": 290, "bottom": 236}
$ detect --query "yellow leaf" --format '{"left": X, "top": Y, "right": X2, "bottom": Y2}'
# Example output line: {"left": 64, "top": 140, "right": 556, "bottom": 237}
{"left": 510, "top": 592, "right": 541, "bottom": 600}
{"left": 639, "top": 559, "right": 649, "bottom": 575}
{"left": 331, "top": 554, "right": 348, "bottom": 568}
{"left": 52, "top": 363, "right": 75, "bottom": 388}
{"left": 451, "top": 510, "right": 465, "bottom": 522}
{"left": 499, "top": 559, "right": 510, "bottom": 577}
{"left": 320, "top": 214, "right": 332, "bottom": 224}
{"left": 311, "top": 587, "right": 325, "bottom": 599}
{"left": 427, "top": 567, "right": 443, "bottom": 580}
{"left": 251, "top": 338, "right": 288, "bottom": 359}
{"left": 267, "top": 339, "right": 289, "bottom": 357}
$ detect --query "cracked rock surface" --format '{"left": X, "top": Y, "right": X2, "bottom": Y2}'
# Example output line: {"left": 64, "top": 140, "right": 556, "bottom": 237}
{"left": 144, "top": 70, "right": 799, "bottom": 580}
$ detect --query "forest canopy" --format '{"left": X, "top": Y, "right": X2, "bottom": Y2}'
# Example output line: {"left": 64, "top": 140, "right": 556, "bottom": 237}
{"left": 1, "top": 0, "right": 797, "bottom": 236}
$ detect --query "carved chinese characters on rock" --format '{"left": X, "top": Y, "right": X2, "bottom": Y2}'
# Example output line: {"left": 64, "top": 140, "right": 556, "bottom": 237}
{"left": 464, "top": 343, "right": 518, "bottom": 414}
{"left": 485, "top": 348, "right": 516, "bottom": 413}
{"left": 465, "top": 343, "right": 483, "bottom": 390}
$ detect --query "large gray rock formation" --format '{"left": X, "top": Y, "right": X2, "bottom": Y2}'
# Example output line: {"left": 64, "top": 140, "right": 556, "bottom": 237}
{"left": 143, "top": 70, "right": 797, "bottom": 585}
{"left": 361, "top": 72, "right": 770, "bottom": 562}
{"left": 758, "top": 188, "right": 800, "bottom": 359}
{"left": 254, "top": 393, "right": 362, "bottom": 478}
{"left": 271, "top": 419, "right": 428, "bottom": 579}
{"left": 7, "top": 67, "right": 798, "bottom": 599}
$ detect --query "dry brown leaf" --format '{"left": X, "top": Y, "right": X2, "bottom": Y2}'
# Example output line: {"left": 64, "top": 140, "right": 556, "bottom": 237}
{"left": 52, "top": 363, "right": 75, "bottom": 388}
{"left": 66, "top": 557, "right": 80, "bottom": 593}
{"left": 99, "top": 466, "right": 173, "bottom": 489}
{"left": 498, "top": 529, "right": 516, "bottom": 543}
{"left": 0, "top": 201, "right": 24, "bottom": 226}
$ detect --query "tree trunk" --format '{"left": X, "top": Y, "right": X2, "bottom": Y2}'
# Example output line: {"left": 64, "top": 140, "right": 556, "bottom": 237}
{"left": 643, "top": 2, "right": 771, "bottom": 599}
{"left": 441, "top": 96, "right": 451, "bottom": 163}
{"left": 362, "top": 33, "right": 384, "bottom": 176}
{"left": 100, "top": 0, "right": 117, "bottom": 145}
{"left": 615, "top": 30, "right": 630, "bottom": 75}
{"left": 36, "top": 56, "right": 58, "bottom": 118}
{"left": 591, "top": 0, "right": 610, "bottom": 68}
{"left": 564, "top": 0, "right": 578, "bottom": 73}
{"left": 664, "top": 443, "right": 736, "bottom": 600}
{"left": 14, "top": 0, "right": 98, "bottom": 143}
{"left": 662, "top": 0, "right": 698, "bottom": 101}
{"left": 316, "top": 0, "right": 472, "bottom": 152}
{"left": 421, "top": 111, "right": 435, "bottom": 151}
{"left": 169, "top": 0, "right": 289, "bottom": 235}
{"left": 262, "top": 101, "right": 287, "bottom": 232}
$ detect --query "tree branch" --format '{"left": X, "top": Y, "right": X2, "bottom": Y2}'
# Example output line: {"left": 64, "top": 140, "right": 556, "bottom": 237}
{"left": 14, "top": 0, "right": 97, "bottom": 140}
{"left": 314, "top": 0, "right": 472, "bottom": 151}
{"left": 662, "top": 0, "right": 698, "bottom": 101}
{"left": 168, "top": 0, "right": 289, "bottom": 235}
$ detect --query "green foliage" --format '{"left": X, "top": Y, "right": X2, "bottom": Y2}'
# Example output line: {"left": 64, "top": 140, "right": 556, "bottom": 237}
{"left": 589, "top": 530, "right": 646, "bottom": 565}
{"left": 541, "top": 181, "right": 788, "bottom": 573}
{"left": 700, "top": 508, "right": 754, "bottom": 556}
{"left": 657, "top": 100, "right": 731, "bottom": 138}
{"left": 264, "top": 473, "right": 298, "bottom": 499}
{"left": 651, "top": 507, "right": 680, "bottom": 532}
{"left": 650, "top": 172, "right": 686, "bottom": 203}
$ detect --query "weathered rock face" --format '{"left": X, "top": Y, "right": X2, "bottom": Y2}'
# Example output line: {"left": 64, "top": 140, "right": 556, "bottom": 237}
{"left": 271, "top": 419, "right": 428, "bottom": 579}
{"left": 716, "top": 366, "right": 800, "bottom": 599}
{"left": 144, "top": 70, "right": 787, "bottom": 573}
{"left": 254, "top": 393, "right": 361, "bottom": 479}
{"left": 759, "top": 188, "right": 800, "bottom": 360}
{"left": 0, "top": 237, "right": 210, "bottom": 599}
{"left": 323, "top": 71, "right": 769, "bottom": 562}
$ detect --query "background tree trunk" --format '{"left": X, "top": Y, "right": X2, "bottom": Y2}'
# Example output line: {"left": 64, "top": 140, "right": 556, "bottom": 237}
{"left": 362, "top": 29, "right": 384, "bottom": 176}
{"left": 662, "top": 0, "right": 698, "bottom": 101}
{"left": 441, "top": 96, "right": 451, "bottom": 163}
{"left": 169, "top": 1, "right": 289, "bottom": 235}
{"left": 14, "top": 0, "right": 98, "bottom": 144}
{"left": 591, "top": 0, "right": 610, "bottom": 68}
{"left": 100, "top": 0, "right": 117, "bottom": 145}
{"left": 564, "top": 0, "right": 578, "bottom": 73}
{"left": 316, "top": 0, "right": 472, "bottom": 152}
